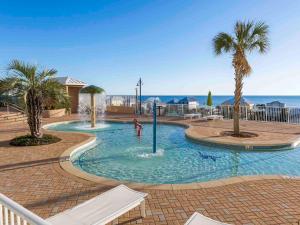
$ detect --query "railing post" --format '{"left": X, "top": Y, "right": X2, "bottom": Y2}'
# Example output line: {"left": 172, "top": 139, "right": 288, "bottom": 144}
{"left": 265, "top": 107, "right": 268, "bottom": 122}
{"left": 287, "top": 108, "right": 290, "bottom": 123}
{"left": 0, "top": 204, "right": 3, "bottom": 225}
{"left": 245, "top": 107, "right": 248, "bottom": 120}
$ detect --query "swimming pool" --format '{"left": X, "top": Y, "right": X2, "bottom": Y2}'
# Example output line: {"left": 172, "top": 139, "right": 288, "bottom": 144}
{"left": 49, "top": 121, "right": 300, "bottom": 184}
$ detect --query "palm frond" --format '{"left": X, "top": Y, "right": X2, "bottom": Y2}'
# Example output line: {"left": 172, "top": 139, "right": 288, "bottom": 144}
{"left": 212, "top": 32, "right": 235, "bottom": 55}
{"left": 234, "top": 21, "right": 244, "bottom": 44}
{"left": 41, "top": 79, "right": 63, "bottom": 94}
{"left": 37, "top": 68, "right": 57, "bottom": 83}
{"left": 0, "top": 77, "right": 18, "bottom": 93}
{"left": 248, "top": 21, "right": 270, "bottom": 53}
{"left": 8, "top": 60, "right": 37, "bottom": 82}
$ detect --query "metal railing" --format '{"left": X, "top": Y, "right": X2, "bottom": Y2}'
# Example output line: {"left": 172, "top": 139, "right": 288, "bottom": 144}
{"left": 164, "top": 104, "right": 214, "bottom": 117}
{"left": 0, "top": 193, "right": 50, "bottom": 225}
{"left": 1, "top": 102, "right": 25, "bottom": 115}
{"left": 162, "top": 103, "right": 300, "bottom": 124}
{"left": 219, "top": 105, "right": 300, "bottom": 124}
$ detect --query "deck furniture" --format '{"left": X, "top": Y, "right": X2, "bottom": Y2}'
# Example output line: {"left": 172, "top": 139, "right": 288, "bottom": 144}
{"left": 204, "top": 115, "right": 224, "bottom": 120}
{"left": 183, "top": 113, "right": 202, "bottom": 119}
{"left": 0, "top": 185, "right": 147, "bottom": 225}
{"left": 184, "top": 212, "right": 230, "bottom": 225}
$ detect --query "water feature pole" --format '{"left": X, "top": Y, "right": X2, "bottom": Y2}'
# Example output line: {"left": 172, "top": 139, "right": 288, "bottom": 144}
{"left": 153, "top": 100, "right": 157, "bottom": 154}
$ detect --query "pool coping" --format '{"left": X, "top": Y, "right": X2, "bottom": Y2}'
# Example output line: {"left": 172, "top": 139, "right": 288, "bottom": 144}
{"left": 44, "top": 119, "right": 300, "bottom": 190}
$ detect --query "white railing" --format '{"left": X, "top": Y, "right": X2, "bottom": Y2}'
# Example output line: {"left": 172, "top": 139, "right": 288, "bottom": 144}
{"left": 165, "top": 104, "right": 214, "bottom": 117}
{"left": 0, "top": 193, "right": 50, "bottom": 225}
{"left": 163, "top": 104, "right": 300, "bottom": 124}
{"left": 219, "top": 105, "right": 300, "bottom": 124}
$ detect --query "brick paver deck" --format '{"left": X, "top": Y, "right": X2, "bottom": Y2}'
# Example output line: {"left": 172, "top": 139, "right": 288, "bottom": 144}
{"left": 1, "top": 115, "right": 300, "bottom": 224}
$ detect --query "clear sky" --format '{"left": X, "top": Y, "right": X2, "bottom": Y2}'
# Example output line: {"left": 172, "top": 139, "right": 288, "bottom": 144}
{"left": 0, "top": 0, "right": 299, "bottom": 95}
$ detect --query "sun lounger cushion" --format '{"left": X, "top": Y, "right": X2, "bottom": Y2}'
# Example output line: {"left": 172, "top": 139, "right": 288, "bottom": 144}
{"left": 184, "top": 212, "right": 231, "bottom": 225}
{"left": 46, "top": 185, "right": 147, "bottom": 225}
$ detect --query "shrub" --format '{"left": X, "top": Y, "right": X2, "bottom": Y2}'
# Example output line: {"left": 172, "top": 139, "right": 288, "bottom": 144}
{"left": 10, "top": 134, "right": 61, "bottom": 146}
{"left": 207, "top": 90, "right": 213, "bottom": 106}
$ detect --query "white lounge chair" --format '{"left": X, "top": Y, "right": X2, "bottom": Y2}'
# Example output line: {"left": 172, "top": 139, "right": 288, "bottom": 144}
{"left": 203, "top": 115, "right": 224, "bottom": 120}
{"left": 184, "top": 212, "right": 231, "bottom": 225}
{"left": 0, "top": 185, "right": 147, "bottom": 225}
{"left": 184, "top": 113, "right": 202, "bottom": 120}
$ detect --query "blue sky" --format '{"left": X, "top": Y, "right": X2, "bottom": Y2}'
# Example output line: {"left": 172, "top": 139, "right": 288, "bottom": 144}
{"left": 0, "top": 0, "right": 299, "bottom": 95}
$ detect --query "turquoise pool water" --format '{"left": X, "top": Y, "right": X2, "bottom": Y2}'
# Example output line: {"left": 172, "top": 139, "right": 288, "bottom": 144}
{"left": 49, "top": 121, "right": 300, "bottom": 184}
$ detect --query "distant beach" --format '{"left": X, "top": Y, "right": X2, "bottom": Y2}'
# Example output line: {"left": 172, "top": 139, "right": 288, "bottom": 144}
{"left": 140, "top": 96, "right": 300, "bottom": 107}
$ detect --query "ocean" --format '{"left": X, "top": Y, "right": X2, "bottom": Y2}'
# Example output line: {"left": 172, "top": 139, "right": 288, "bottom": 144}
{"left": 140, "top": 96, "right": 300, "bottom": 107}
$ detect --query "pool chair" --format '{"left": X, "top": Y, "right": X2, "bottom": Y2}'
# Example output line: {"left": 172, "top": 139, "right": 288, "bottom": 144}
{"left": 183, "top": 113, "right": 202, "bottom": 120}
{"left": 184, "top": 212, "right": 231, "bottom": 225}
{"left": 203, "top": 115, "right": 224, "bottom": 120}
{"left": 0, "top": 185, "right": 147, "bottom": 225}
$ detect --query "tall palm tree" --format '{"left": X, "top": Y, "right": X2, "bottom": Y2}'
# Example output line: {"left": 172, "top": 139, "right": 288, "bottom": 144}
{"left": 213, "top": 21, "right": 269, "bottom": 136}
{"left": 0, "top": 60, "right": 58, "bottom": 138}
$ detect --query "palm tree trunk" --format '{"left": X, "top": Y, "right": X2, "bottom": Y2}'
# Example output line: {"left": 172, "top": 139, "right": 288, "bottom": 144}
{"left": 233, "top": 72, "right": 243, "bottom": 136}
{"left": 232, "top": 48, "right": 248, "bottom": 137}
{"left": 26, "top": 88, "right": 43, "bottom": 138}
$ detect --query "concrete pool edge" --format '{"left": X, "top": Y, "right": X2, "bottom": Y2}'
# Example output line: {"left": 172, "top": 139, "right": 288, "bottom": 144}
{"left": 185, "top": 129, "right": 297, "bottom": 151}
{"left": 44, "top": 119, "right": 300, "bottom": 190}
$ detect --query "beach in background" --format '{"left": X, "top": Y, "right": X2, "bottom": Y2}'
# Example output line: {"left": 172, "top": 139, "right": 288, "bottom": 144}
{"left": 140, "top": 96, "right": 300, "bottom": 107}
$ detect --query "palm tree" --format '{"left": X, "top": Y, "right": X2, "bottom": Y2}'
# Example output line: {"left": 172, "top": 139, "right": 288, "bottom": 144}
{"left": 0, "top": 60, "right": 58, "bottom": 138}
{"left": 213, "top": 21, "right": 269, "bottom": 136}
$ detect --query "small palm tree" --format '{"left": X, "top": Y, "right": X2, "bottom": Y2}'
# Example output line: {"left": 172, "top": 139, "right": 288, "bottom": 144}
{"left": 213, "top": 21, "right": 269, "bottom": 135}
{"left": 1, "top": 60, "right": 58, "bottom": 138}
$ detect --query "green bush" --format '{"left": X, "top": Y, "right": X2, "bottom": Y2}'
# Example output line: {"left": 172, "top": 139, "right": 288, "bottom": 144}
{"left": 10, "top": 134, "right": 61, "bottom": 146}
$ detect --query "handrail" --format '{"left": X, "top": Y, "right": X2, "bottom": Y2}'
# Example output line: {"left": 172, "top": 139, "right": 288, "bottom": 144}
{"left": 1, "top": 101, "right": 25, "bottom": 114}
{"left": 0, "top": 193, "right": 51, "bottom": 225}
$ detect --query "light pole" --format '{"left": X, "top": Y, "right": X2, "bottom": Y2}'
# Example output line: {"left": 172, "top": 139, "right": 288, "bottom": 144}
{"left": 135, "top": 87, "right": 138, "bottom": 114}
{"left": 153, "top": 100, "right": 157, "bottom": 153}
{"left": 136, "top": 78, "right": 142, "bottom": 115}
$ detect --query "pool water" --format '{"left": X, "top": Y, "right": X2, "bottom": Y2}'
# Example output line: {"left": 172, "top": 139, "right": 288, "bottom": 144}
{"left": 49, "top": 121, "right": 300, "bottom": 184}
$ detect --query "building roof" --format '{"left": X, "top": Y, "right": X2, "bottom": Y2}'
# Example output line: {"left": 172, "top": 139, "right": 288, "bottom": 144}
{"left": 221, "top": 97, "right": 253, "bottom": 106}
{"left": 266, "top": 101, "right": 286, "bottom": 108}
{"left": 55, "top": 76, "right": 87, "bottom": 86}
{"left": 144, "top": 97, "right": 161, "bottom": 103}
{"left": 167, "top": 98, "right": 179, "bottom": 104}
{"left": 178, "top": 97, "right": 198, "bottom": 104}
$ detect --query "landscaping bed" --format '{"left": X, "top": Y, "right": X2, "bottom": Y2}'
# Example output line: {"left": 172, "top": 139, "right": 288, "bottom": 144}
{"left": 10, "top": 134, "right": 61, "bottom": 146}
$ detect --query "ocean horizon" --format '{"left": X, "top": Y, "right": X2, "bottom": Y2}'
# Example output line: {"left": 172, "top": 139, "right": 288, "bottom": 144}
{"left": 136, "top": 95, "right": 300, "bottom": 107}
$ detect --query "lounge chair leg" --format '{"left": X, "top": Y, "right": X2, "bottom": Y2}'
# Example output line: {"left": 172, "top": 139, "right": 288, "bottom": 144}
{"left": 140, "top": 200, "right": 146, "bottom": 218}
